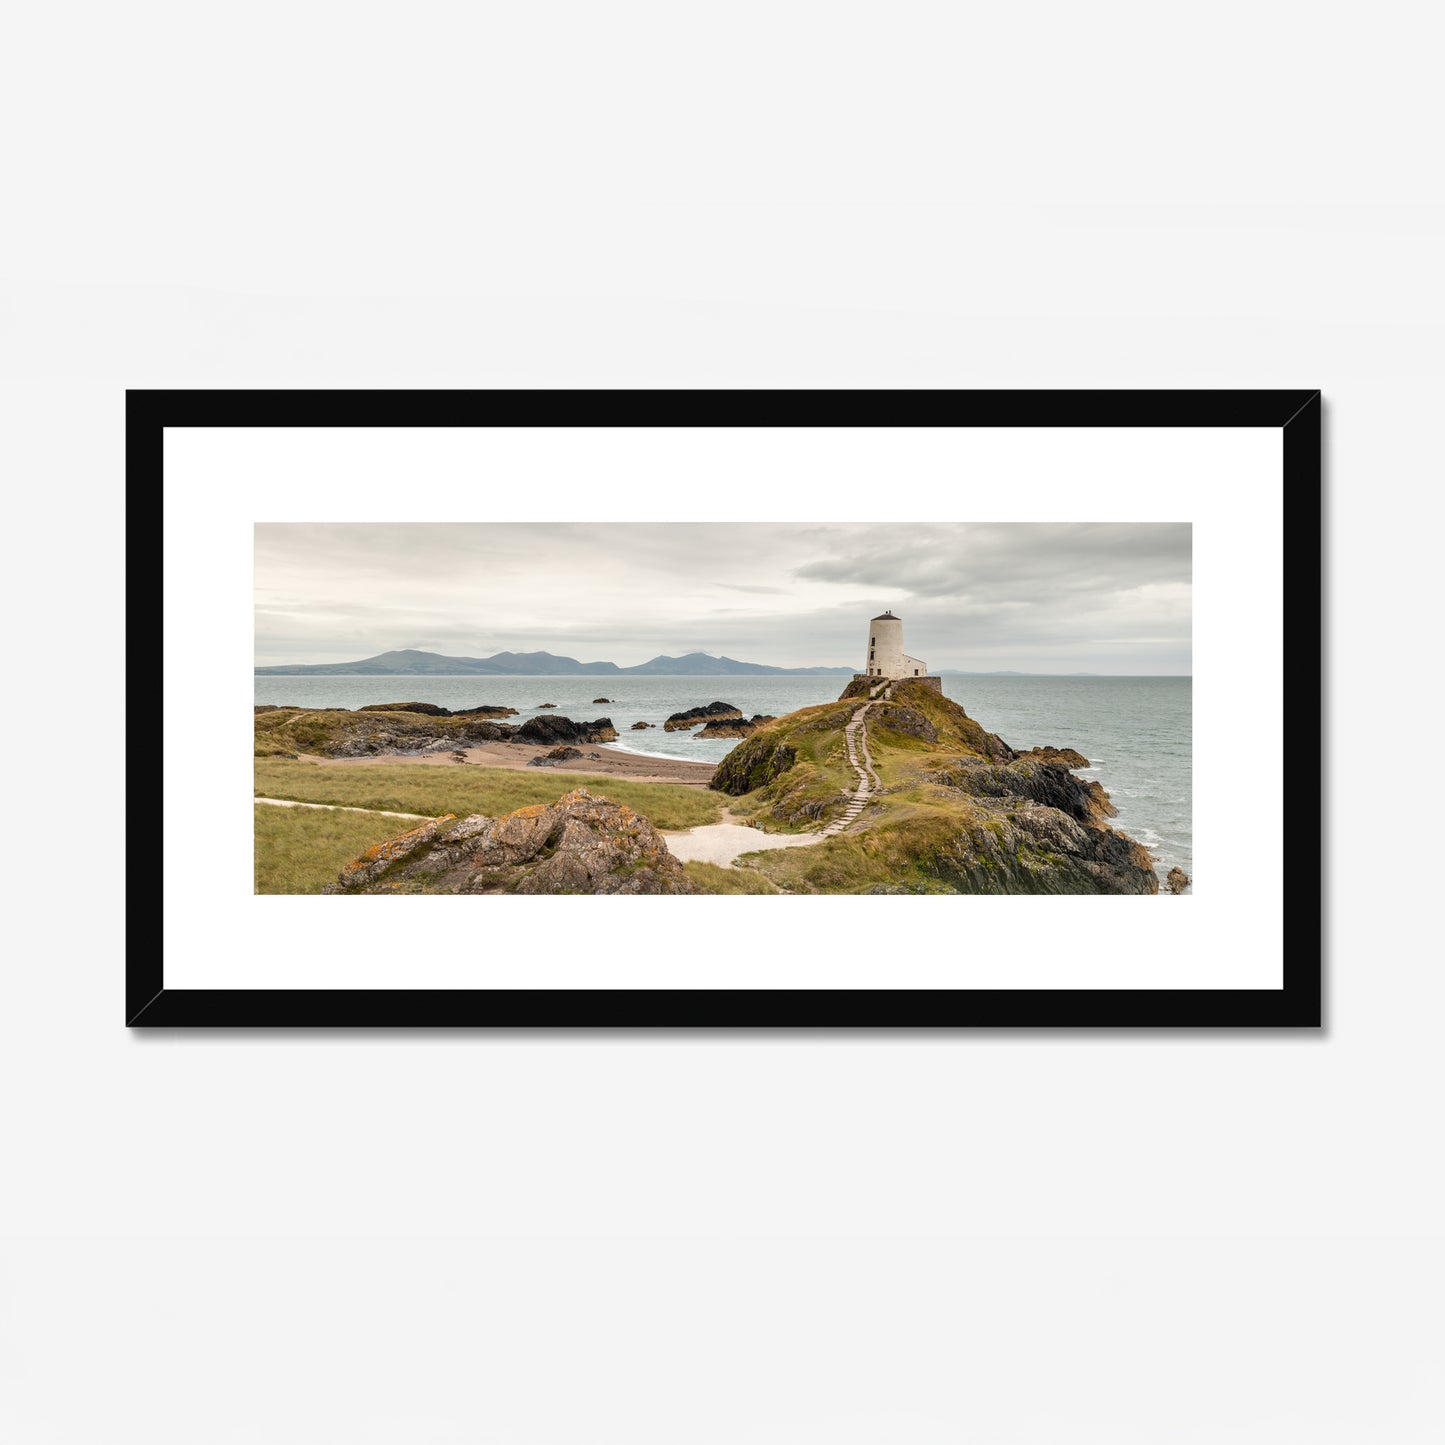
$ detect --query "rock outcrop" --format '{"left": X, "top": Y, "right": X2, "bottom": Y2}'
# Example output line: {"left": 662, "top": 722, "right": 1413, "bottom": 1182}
{"left": 515, "top": 715, "right": 618, "bottom": 745}
{"left": 630, "top": 721, "right": 655, "bottom": 730}
{"left": 255, "top": 705, "right": 519, "bottom": 758}
{"left": 872, "top": 704, "right": 938, "bottom": 743}
{"left": 664, "top": 701, "right": 743, "bottom": 732}
{"left": 323, "top": 789, "right": 697, "bottom": 895}
{"left": 711, "top": 736, "right": 799, "bottom": 795}
{"left": 1166, "top": 866, "right": 1191, "bottom": 894}
{"left": 1017, "top": 745, "right": 1091, "bottom": 769}
{"left": 695, "top": 713, "right": 777, "bottom": 740}
{"left": 358, "top": 701, "right": 453, "bottom": 716}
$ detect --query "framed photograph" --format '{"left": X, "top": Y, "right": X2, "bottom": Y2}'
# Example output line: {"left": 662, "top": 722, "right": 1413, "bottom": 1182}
{"left": 130, "top": 390, "right": 1321, "bottom": 1028}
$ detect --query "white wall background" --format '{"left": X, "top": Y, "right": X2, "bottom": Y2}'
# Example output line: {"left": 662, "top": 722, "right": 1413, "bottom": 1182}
{"left": 3, "top": 3, "right": 1443, "bottom": 1441}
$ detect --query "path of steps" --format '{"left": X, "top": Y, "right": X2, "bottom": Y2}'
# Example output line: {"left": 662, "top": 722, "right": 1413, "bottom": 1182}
{"left": 665, "top": 683, "right": 894, "bottom": 865}
{"left": 820, "top": 682, "right": 893, "bottom": 838}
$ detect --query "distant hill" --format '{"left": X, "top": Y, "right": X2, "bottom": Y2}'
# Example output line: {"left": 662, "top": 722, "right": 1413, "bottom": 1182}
{"left": 255, "top": 648, "right": 856, "bottom": 677}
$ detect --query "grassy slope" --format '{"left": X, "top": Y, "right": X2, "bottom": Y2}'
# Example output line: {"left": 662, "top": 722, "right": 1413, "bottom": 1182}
{"left": 255, "top": 804, "right": 423, "bottom": 894}
{"left": 258, "top": 756, "right": 721, "bottom": 827}
{"left": 723, "top": 700, "right": 861, "bottom": 831}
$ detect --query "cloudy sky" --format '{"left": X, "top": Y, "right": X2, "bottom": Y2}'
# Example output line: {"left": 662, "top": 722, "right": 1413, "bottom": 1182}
{"left": 255, "top": 523, "right": 1192, "bottom": 674}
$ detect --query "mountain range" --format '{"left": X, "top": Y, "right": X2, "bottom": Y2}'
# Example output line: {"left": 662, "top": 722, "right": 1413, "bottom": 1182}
{"left": 254, "top": 648, "right": 858, "bottom": 677}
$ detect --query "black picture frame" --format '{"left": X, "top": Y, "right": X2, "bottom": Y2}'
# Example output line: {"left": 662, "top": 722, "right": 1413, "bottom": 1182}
{"left": 129, "top": 389, "right": 1322, "bottom": 1029}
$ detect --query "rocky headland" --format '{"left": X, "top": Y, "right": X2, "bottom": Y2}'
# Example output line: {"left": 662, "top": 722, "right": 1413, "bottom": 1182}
{"left": 709, "top": 678, "right": 1158, "bottom": 894}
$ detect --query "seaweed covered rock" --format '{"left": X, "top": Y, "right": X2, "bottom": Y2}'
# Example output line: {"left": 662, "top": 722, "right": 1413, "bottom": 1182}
{"left": 356, "top": 702, "right": 520, "bottom": 718}
{"left": 664, "top": 701, "right": 742, "bottom": 732}
{"left": 358, "top": 701, "right": 453, "bottom": 716}
{"left": 695, "top": 713, "right": 777, "bottom": 740}
{"left": 515, "top": 715, "right": 618, "bottom": 745}
{"left": 323, "top": 790, "right": 697, "bottom": 895}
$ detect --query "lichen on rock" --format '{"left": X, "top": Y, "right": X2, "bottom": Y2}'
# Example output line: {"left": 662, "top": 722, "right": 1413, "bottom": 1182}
{"left": 323, "top": 789, "right": 697, "bottom": 895}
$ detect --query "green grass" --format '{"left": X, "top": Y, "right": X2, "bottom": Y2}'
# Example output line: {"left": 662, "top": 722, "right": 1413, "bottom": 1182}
{"left": 254, "top": 804, "right": 424, "bottom": 894}
{"left": 744, "top": 809, "right": 964, "bottom": 894}
{"left": 255, "top": 758, "right": 725, "bottom": 832}
{"left": 681, "top": 860, "right": 782, "bottom": 894}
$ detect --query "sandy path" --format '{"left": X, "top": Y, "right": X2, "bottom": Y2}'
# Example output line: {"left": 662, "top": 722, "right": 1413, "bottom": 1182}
{"left": 662, "top": 808, "right": 827, "bottom": 866}
{"left": 255, "top": 797, "right": 430, "bottom": 820}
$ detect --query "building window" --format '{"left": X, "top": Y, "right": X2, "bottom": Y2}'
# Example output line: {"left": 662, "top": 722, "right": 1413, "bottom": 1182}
{"left": 914, "top": 669, "right": 919, "bottom": 675}
{"left": 870, "top": 637, "right": 875, "bottom": 646}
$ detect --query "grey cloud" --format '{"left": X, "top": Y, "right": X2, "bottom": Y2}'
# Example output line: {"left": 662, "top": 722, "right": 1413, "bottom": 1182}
{"left": 255, "top": 523, "right": 1191, "bottom": 674}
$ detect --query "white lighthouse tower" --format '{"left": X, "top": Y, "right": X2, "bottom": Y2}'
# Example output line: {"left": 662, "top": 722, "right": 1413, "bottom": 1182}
{"left": 863, "top": 610, "right": 930, "bottom": 679}
{"left": 857, "top": 610, "right": 941, "bottom": 691}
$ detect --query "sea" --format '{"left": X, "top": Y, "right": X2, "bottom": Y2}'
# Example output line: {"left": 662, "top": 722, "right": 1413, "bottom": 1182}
{"left": 255, "top": 673, "right": 1193, "bottom": 886}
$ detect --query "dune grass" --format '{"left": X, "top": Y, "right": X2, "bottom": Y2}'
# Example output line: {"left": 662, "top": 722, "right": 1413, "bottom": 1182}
{"left": 254, "top": 758, "right": 724, "bottom": 832}
{"left": 254, "top": 804, "right": 425, "bottom": 895}
{"left": 742, "top": 810, "right": 962, "bottom": 894}
{"left": 681, "top": 860, "right": 782, "bottom": 894}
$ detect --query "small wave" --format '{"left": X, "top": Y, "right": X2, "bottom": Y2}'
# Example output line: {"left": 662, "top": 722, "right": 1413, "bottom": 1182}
{"left": 602, "top": 740, "right": 720, "bottom": 764}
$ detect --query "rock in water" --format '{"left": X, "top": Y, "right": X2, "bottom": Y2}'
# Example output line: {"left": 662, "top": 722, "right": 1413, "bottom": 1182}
{"left": 515, "top": 715, "right": 618, "bottom": 745}
{"left": 323, "top": 789, "right": 697, "bottom": 895}
{"left": 695, "top": 713, "right": 778, "bottom": 740}
{"left": 1166, "top": 866, "right": 1191, "bottom": 894}
{"left": 664, "top": 701, "right": 743, "bottom": 732}
{"left": 1017, "top": 745, "right": 1091, "bottom": 768}
{"left": 630, "top": 720, "right": 655, "bottom": 730}
{"left": 357, "top": 701, "right": 453, "bottom": 716}
{"left": 592, "top": 697, "right": 613, "bottom": 704}
{"left": 356, "top": 700, "right": 520, "bottom": 719}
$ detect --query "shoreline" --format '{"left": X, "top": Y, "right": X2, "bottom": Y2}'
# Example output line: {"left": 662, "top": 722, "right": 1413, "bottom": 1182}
{"left": 297, "top": 739, "right": 718, "bottom": 788}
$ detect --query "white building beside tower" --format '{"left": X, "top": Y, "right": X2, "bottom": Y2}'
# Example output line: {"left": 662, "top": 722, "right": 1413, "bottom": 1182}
{"left": 863, "top": 609, "right": 930, "bottom": 679}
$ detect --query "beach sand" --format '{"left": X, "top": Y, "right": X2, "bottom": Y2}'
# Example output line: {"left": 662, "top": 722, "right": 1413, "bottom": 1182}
{"left": 299, "top": 740, "right": 718, "bottom": 787}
